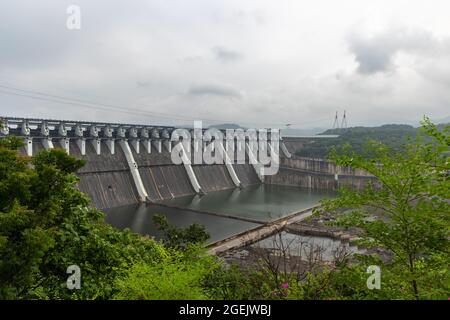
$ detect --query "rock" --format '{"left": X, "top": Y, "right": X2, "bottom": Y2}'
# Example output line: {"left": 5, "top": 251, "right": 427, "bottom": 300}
{"left": 340, "top": 234, "right": 351, "bottom": 241}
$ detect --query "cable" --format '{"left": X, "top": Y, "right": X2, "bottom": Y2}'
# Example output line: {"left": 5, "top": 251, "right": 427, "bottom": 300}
{"left": 0, "top": 89, "right": 192, "bottom": 121}
{"left": 0, "top": 83, "right": 332, "bottom": 127}
{"left": 0, "top": 84, "right": 208, "bottom": 122}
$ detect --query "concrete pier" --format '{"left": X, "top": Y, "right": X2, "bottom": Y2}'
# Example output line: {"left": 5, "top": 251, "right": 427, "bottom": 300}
{"left": 207, "top": 205, "right": 319, "bottom": 255}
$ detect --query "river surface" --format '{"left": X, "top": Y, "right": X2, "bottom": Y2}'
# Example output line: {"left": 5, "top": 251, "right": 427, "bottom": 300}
{"left": 105, "top": 185, "right": 336, "bottom": 243}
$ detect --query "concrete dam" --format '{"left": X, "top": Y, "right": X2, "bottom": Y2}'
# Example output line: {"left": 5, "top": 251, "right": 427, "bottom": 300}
{"left": 0, "top": 117, "right": 279, "bottom": 209}
{"left": 1, "top": 116, "right": 374, "bottom": 246}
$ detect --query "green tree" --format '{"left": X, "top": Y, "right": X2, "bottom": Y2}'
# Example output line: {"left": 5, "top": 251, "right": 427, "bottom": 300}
{"left": 0, "top": 138, "right": 163, "bottom": 299}
{"left": 316, "top": 118, "right": 450, "bottom": 299}
{"left": 153, "top": 214, "right": 210, "bottom": 249}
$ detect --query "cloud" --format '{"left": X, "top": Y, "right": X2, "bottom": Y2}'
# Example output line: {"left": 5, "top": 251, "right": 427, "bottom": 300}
{"left": 212, "top": 46, "right": 243, "bottom": 63}
{"left": 187, "top": 83, "right": 242, "bottom": 98}
{"left": 1, "top": 0, "right": 450, "bottom": 127}
{"left": 347, "top": 27, "right": 441, "bottom": 74}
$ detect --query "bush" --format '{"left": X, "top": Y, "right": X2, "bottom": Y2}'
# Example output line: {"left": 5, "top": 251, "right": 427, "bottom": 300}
{"left": 114, "top": 245, "right": 219, "bottom": 300}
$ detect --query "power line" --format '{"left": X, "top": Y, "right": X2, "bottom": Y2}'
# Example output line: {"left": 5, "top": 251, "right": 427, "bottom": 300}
{"left": 0, "top": 84, "right": 207, "bottom": 122}
{"left": 0, "top": 83, "right": 332, "bottom": 128}
{"left": 0, "top": 89, "right": 192, "bottom": 122}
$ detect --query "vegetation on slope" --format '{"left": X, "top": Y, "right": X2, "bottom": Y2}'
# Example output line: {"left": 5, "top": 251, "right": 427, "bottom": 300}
{"left": 0, "top": 137, "right": 214, "bottom": 299}
{"left": 316, "top": 118, "right": 450, "bottom": 299}
{"left": 296, "top": 124, "right": 419, "bottom": 158}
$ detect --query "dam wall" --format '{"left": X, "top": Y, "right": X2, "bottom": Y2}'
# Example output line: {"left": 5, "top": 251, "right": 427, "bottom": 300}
{"left": 2, "top": 117, "right": 267, "bottom": 209}
{"left": 266, "top": 156, "right": 376, "bottom": 191}
{"left": 131, "top": 141, "right": 260, "bottom": 200}
{"left": 17, "top": 134, "right": 140, "bottom": 209}
{"left": 3, "top": 117, "right": 363, "bottom": 210}
{"left": 192, "top": 164, "right": 235, "bottom": 193}
{"left": 70, "top": 141, "right": 140, "bottom": 209}
{"left": 280, "top": 156, "right": 371, "bottom": 176}
{"left": 132, "top": 143, "right": 196, "bottom": 202}
{"left": 233, "top": 164, "right": 260, "bottom": 186}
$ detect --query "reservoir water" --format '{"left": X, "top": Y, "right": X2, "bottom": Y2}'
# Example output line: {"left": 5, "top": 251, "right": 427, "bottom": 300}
{"left": 105, "top": 204, "right": 260, "bottom": 243}
{"left": 161, "top": 185, "right": 336, "bottom": 222}
{"left": 105, "top": 185, "right": 336, "bottom": 243}
{"left": 252, "top": 231, "right": 360, "bottom": 262}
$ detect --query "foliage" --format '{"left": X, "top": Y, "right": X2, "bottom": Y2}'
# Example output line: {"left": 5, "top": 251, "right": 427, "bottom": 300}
{"left": 203, "top": 264, "right": 278, "bottom": 300}
{"left": 0, "top": 138, "right": 170, "bottom": 299}
{"left": 113, "top": 245, "right": 219, "bottom": 300}
{"left": 314, "top": 118, "right": 450, "bottom": 299}
{"left": 153, "top": 214, "right": 210, "bottom": 249}
{"left": 296, "top": 124, "right": 418, "bottom": 158}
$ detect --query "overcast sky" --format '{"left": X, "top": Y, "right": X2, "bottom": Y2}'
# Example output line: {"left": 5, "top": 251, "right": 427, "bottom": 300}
{"left": 1, "top": 0, "right": 449, "bottom": 128}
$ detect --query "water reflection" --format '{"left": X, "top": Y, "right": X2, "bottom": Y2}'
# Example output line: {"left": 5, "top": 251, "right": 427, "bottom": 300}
{"left": 105, "top": 203, "right": 260, "bottom": 243}
{"left": 163, "top": 184, "right": 336, "bottom": 222}
{"left": 254, "top": 231, "right": 360, "bottom": 262}
{"left": 105, "top": 185, "right": 336, "bottom": 244}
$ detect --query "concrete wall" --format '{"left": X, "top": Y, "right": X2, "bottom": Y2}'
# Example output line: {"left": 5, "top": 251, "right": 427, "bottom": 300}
{"left": 139, "top": 165, "right": 195, "bottom": 202}
{"left": 280, "top": 156, "right": 371, "bottom": 176}
{"left": 192, "top": 164, "right": 235, "bottom": 193}
{"left": 266, "top": 157, "right": 376, "bottom": 191}
{"left": 20, "top": 138, "right": 372, "bottom": 208}
{"left": 132, "top": 143, "right": 196, "bottom": 201}
{"left": 73, "top": 143, "right": 263, "bottom": 207}
{"left": 2, "top": 117, "right": 269, "bottom": 210}
{"left": 70, "top": 141, "right": 140, "bottom": 209}
{"left": 233, "top": 164, "right": 260, "bottom": 186}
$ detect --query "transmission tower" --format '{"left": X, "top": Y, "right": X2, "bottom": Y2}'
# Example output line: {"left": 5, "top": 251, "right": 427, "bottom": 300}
{"left": 341, "top": 110, "right": 348, "bottom": 129}
{"left": 332, "top": 111, "right": 339, "bottom": 129}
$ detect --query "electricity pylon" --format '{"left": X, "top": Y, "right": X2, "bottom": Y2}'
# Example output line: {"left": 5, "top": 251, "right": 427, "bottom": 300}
{"left": 341, "top": 110, "right": 348, "bottom": 129}
{"left": 332, "top": 111, "right": 339, "bottom": 129}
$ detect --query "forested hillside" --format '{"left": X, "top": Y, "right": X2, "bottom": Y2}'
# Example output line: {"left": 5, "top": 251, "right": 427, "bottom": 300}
{"left": 296, "top": 124, "right": 419, "bottom": 158}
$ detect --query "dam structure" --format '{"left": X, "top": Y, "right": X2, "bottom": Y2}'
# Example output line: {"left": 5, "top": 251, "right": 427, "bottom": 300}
{"left": 0, "top": 117, "right": 289, "bottom": 209}
{"left": 1, "top": 116, "right": 374, "bottom": 246}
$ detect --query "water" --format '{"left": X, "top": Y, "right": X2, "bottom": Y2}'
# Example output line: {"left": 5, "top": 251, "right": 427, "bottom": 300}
{"left": 254, "top": 231, "right": 360, "bottom": 262}
{"left": 105, "top": 185, "right": 336, "bottom": 243}
{"left": 161, "top": 184, "right": 336, "bottom": 222}
{"left": 105, "top": 204, "right": 260, "bottom": 244}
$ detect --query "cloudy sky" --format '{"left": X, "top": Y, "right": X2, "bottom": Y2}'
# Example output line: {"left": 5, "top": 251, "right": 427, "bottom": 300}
{"left": 1, "top": 0, "right": 449, "bottom": 128}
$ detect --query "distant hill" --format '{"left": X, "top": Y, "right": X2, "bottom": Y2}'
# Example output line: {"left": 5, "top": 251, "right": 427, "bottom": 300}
{"left": 208, "top": 124, "right": 327, "bottom": 135}
{"left": 435, "top": 115, "right": 450, "bottom": 125}
{"left": 175, "top": 123, "right": 244, "bottom": 130}
{"left": 208, "top": 123, "right": 245, "bottom": 130}
{"left": 281, "top": 127, "right": 327, "bottom": 137}
{"left": 321, "top": 124, "right": 417, "bottom": 136}
{"left": 296, "top": 124, "right": 419, "bottom": 158}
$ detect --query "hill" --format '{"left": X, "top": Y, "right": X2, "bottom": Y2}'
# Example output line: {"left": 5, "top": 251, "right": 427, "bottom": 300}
{"left": 296, "top": 124, "right": 419, "bottom": 158}
{"left": 208, "top": 123, "right": 245, "bottom": 130}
